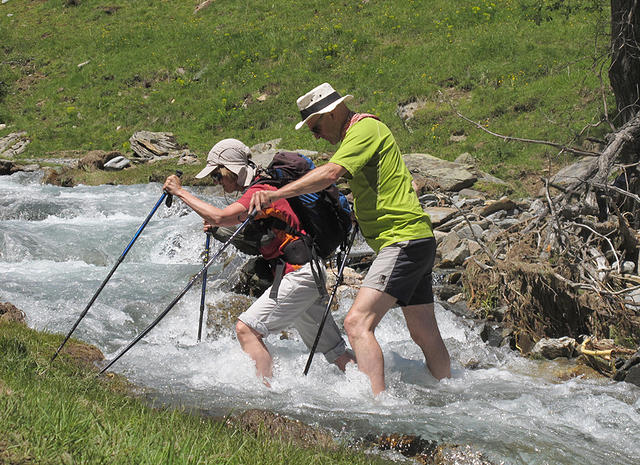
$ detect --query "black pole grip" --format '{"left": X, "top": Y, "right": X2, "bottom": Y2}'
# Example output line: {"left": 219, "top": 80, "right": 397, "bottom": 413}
{"left": 165, "top": 170, "right": 183, "bottom": 207}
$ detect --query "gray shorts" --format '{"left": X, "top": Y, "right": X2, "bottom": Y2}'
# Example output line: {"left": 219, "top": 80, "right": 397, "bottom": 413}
{"left": 362, "top": 237, "right": 436, "bottom": 307}
{"left": 238, "top": 262, "right": 348, "bottom": 364}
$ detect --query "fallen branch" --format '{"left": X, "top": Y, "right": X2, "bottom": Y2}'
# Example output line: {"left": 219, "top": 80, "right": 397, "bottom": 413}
{"left": 451, "top": 108, "right": 601, "bottom": 157}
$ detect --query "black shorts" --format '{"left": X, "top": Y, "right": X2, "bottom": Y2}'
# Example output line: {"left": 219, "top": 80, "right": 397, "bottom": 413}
{"left": 362, "top": 237, "right": 436, "bottom": 306}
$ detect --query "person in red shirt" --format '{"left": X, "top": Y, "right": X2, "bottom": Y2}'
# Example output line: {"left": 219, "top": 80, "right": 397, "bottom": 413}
{"left": 163, "top": 138, "right": 354, "bottom": 383}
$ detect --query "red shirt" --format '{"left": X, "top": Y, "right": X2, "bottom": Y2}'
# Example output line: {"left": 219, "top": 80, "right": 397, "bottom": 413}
{"left": 237, "top": 183, "right": 304, "bottom": 274}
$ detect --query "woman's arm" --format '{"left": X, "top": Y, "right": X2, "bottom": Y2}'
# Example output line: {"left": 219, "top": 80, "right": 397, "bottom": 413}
{"left": 163, "top": 175, "right": 248, "bottom": 226}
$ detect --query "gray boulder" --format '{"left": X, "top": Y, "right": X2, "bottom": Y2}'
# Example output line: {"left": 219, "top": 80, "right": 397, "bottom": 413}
{"left": 129, "top": 131, "right": 195, "bottom": 163}
{"left": 0, "top": 132, "right": 30, "bottom": 158}
{"left": 403, "top": 153, "right": 478, "bottom": 192}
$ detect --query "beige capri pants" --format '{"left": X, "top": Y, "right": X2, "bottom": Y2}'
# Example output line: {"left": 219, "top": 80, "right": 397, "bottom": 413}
{"left": 238, "top": 262, "right": 349, "bottom": 364}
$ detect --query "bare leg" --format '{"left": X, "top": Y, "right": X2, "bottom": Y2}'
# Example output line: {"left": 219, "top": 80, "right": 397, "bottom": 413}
{"left": 343, "top": 287, "right": 397, "bottom": 395}
{"left": 235, "top": 320, "right": 273, "bottom": 381}
{"left": 402, "top": 303, "right": 451, "bottom": 379}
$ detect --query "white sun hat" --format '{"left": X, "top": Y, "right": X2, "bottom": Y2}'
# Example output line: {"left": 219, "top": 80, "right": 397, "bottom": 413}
{"left": 195, "top": 138, "right": 256, "bottom": 187}
{"left": 295, "top": 82, "right": 353, "bottom": 130}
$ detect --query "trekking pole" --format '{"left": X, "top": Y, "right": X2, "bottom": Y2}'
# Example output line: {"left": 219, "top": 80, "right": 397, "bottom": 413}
{"left": 303, "top": 223, "right": 359, "bottom": 375}
{"left": 51, "top": 170, "right": 182, "bottom": 363}
{"left": 197, "top": 233, "right": 211, "bottom": 342}
{"left": 99, "top": 211, "right": 257, "bottom": 375}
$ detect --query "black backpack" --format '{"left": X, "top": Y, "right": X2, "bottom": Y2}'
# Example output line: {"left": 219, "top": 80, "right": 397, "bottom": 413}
{"left": 256, "top": 151, "right": 352, "bottom": 259}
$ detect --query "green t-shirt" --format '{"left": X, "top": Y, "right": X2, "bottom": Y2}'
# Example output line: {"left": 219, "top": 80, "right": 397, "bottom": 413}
{"left": 329, "top": 117, "right": 433, "bottom": 252}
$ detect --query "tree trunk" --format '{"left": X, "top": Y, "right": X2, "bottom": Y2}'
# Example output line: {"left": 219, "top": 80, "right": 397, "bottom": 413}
{"left": 609, "top": 1, "right": 640, "bottom": 125}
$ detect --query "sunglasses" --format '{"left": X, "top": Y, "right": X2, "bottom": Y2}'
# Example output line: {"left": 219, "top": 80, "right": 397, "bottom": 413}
{"left": 210, "top": 168, "right": 223, "bottom": 182}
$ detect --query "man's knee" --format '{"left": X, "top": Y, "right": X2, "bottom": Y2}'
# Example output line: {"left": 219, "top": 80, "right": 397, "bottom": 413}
{"left": 343, "top": 312, "right": 365, "bottom": 339}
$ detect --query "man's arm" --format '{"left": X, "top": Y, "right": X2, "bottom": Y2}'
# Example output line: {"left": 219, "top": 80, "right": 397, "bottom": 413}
{"left": 163, "top": 175, "right": 247, "bottom": 226}
{"left": 249, "top": 162, "right": 346, "bottom": 212}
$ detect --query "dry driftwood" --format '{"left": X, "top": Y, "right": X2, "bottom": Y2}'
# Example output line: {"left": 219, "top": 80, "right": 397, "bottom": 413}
{"left": 461, "top": 111, "right": 640, "bottom": 347}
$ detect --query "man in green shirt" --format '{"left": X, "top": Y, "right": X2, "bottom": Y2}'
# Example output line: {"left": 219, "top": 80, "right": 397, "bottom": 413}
{"left": 250, "top": 83, "right": 451, "bottom": 394}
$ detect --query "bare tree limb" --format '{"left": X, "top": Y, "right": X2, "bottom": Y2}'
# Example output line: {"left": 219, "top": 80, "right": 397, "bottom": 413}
{"left": 451, "top": 109, "right": 602, "bottom": 157}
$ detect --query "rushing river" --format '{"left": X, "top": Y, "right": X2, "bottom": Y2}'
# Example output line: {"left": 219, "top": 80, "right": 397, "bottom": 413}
{"left": 1, "top": 171, "right": 639, "bottom": 464}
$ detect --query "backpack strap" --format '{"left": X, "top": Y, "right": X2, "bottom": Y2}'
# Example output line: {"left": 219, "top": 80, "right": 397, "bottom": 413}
{"left": 269, "top": 259, "right": 287, "bottom": 300}
{"left": 305, "top": 235, "right": 329, "bottom": 304}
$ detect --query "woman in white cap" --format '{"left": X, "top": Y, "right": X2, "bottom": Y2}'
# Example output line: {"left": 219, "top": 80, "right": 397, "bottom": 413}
{"left": 250, "top": 83, "right": 451, "bottom": 395}
{"left": 163, "top": 138, "right": 354, "bottom": 383}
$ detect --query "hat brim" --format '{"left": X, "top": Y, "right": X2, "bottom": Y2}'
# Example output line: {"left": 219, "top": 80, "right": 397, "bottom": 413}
{"left": 195, "top": 164, "right": 216, "bottom": 179}
{"left": 295, "top": 94, "right": 353, "bottom": 130}
{"left": 196, "top": 162, "right": 256, "bottom": 187}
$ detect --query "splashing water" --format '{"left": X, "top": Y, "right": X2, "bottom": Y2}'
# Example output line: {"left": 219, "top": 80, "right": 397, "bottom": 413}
{"left": 1, "top": 171, "right": 639, "bottom": 465}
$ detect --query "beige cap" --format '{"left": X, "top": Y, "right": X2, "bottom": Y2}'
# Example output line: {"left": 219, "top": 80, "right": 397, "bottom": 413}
{"left": 195, "top": 138, "right": 256, "bottom": 187}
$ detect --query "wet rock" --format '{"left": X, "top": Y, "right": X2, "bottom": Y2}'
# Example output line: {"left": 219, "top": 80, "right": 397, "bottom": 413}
{"left": 446, "top": 270, "right": 463, "bottom": 284}
{"left": 0, "top": 159, "right": 39, "bottom": 175}
{"left": 346, "top": 250, "right": 375, "bottom": 272}
{"left": 515, "top": 332, "right": 535, "bottom": 354}
{"left": 531, "top": 337, "right": 577, "bottom": 359}
{"left": 365, "top": 433, "right": 497, "bottom": 465}
{"left": 431, "top": 444, "right": 497, "bottom": 465}
{"left": 613, "top": 350, "right": 640, "bottom": 384}
{"left": 0, "top": 302, "right": 26, "bottom": 324}
{"left": 438, "top": 299, "right": 475, "bottom": 319}
{"left": 230, "top": 257, "right": 273, "bottom": 297}
{"left": 480, "top": 322, "right": 511, "bottom": 348}
{"left": 552, "top": 361, "right": 603, "bottom": 381}
{"left": 0, "top": 159, "right": 14, "bottom": 175}
{"left": 624, "top": 364, "right": 640, "bottom": 387}
{"left": 369, "top": 433, "right": 437, "bottom": 458}
{"left": 42, "top": 167, "right": 75, "bottom": 187}
{"left": 437, "top": 284, "right": 463, "bottom": 302}
{"left": 206, "top": 294, "right": 255, "bottom": 334}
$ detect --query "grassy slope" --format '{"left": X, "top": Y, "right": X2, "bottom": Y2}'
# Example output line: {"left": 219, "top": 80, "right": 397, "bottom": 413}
{"left": 0, "top": 321, "right": 393, "bottom": 465}
{"left": 1, "top": 0, "right": 611, "bottom": 194}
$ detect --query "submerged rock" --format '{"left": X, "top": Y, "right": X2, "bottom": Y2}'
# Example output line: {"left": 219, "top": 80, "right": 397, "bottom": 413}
{"left": 364, "top": 433, "right": 497, "bottom": 465}
{"left": 206, "top": 294, "right": 255, "bottom": 334}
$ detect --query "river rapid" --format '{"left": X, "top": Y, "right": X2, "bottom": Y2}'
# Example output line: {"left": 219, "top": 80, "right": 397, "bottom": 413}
{"left": 1, "top": 171, "right": 639, "bottom": 465}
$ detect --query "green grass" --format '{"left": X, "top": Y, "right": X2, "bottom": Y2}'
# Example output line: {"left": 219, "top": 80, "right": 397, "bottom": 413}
{"left": 1, "top": 0, "right": 612, "bottom": 189}
{"left": 0, "top": 320, "right": 393, "bottom": 464}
